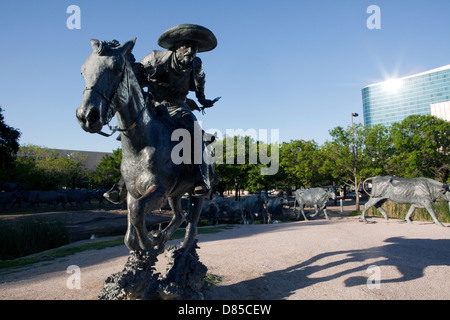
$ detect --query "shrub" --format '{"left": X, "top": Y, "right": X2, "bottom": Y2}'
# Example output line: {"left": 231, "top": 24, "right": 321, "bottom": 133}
{"left": 0, "top": 217, "right": 69, "bottom": 260}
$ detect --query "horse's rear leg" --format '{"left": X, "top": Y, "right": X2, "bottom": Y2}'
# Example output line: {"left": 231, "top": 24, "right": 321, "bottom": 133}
{"left": 125, "top": 188, "right": 166, "bottom": 251}
{"left": 182, "top": 196, "right": 205, "bottom": 249}
{"left": 153, "top": 196, "right": 186, "bottom": 250}
{"left": 164, "top": 196, "right": 204, "bottom": 282}
{"left": 162, "top": 195, "right": 207, "bottom": 299}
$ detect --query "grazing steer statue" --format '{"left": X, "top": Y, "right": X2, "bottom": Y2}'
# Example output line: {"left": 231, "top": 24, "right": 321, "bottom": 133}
{"left": 361, "top": 176, "right": 450, "bottom": 227}
{"left": 293, "top": 188, "right": 336, "bottom": 221}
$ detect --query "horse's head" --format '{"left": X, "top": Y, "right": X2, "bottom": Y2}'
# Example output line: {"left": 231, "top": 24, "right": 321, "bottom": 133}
{"left": 76, "top": 38, "right": 136, "bottom": 133}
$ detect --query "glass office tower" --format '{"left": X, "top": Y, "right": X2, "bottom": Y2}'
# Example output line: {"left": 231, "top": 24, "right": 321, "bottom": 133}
{"left": 362, "top": 64, "right": 450, "bottom": 126}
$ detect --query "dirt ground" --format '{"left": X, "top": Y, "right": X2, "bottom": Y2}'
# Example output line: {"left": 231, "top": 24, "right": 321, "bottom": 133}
{"left": 1, "top": 202, "right": 450, "bottom": 300}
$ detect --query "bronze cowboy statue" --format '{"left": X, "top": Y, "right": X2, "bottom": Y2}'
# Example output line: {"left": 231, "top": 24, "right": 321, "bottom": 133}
{"left": 104, "top": 24, "right": 220, "bottom": 203}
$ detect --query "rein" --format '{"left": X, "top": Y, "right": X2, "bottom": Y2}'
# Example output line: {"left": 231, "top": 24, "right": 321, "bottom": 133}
{"left": 99, "top": 103, "right": 146, "bottom": 137}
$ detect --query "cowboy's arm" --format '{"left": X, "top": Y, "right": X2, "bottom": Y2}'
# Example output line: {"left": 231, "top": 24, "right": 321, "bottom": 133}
{"left": 193, "top": 58, "right": 220, "bottom": 109}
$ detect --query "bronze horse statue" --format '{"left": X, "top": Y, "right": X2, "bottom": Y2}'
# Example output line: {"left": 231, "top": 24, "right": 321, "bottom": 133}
{"left": 76, "top": 38, "right": 218, "bottom": 262}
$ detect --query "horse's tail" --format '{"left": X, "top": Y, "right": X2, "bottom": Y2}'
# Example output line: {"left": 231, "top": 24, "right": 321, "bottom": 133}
{"left": 362, "top": 177, "right": 373, "bottom": 197}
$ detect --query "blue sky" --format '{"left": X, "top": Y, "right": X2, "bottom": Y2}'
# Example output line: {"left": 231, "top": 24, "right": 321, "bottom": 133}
{"left": 1, "top": 0, "right": 450, "bottom": 153}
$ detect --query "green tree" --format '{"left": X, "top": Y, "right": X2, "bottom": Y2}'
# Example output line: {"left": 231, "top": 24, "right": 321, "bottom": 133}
{"left": 245, "top": 139, "right": 283, "bottom": 192}
{"left": 321, "top": 124, "right": 391, "bottom": 211}
{"left": 11, "top": 145, "right": 89, "bottom": 190}
{"left": 37, "top": 150, "right": 88, "bottom": 188}
{"left": 279, "top": 139, "right": 324, "bottom": 189}
{"left": 0, "top": 107, "right": 21, "bottom": 173}
{"left": 214, "top": 135, "right": 254, "bottom": 199}
{"left": 93, "top": 148, "right": 122, "bottom": 188}
{"left": 214, "top": 135, "right": 282, "bottom": 197}
{"left": 363, "top": 124, "right": 393, "bottom": 177}
{"left": 10, "top": 155, "right": 47, "bottom": 190}
{"left": 388, "top": 115, "right": 450, "bottom": 182}
{"left": 321, "top": 126, "right": 358, "bottom": 200}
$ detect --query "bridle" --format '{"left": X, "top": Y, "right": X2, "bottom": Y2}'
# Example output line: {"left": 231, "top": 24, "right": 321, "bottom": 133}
{"left": 83, "top": 59, "right": 146, "bottom": 137}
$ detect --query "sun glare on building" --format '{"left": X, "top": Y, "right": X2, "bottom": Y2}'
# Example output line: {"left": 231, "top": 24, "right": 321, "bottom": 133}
{"left": 362, "top": 64, "right": 450, "bottom": 127}
{"left": 381, "top": 78, "right": 402, "bottom": 93}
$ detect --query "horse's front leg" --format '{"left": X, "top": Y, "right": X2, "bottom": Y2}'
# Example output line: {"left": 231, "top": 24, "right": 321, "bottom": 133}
{"left": 125, "top": 187, "right": 166, "bottom": 251}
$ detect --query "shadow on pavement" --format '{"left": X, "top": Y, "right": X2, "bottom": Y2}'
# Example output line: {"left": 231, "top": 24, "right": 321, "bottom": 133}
{"left": 206, "top": 236, "right": 450, "bottom": 299}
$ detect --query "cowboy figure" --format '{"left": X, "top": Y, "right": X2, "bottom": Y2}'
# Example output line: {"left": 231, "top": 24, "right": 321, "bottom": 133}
{"left": 140, "top": 24, "right": 219, "bottom": 196}
{"left": 104, "top": 24, "right": 219, "bottom": 203}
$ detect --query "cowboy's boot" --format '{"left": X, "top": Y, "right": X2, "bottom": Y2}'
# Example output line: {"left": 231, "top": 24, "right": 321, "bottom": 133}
{"left": 193, "top": 164, "right": 210, "bottom": 197}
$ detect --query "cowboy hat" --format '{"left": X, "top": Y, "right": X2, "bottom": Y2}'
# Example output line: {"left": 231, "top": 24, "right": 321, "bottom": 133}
{"left": 158, "top": 24, "right": 217, "bottom": 52}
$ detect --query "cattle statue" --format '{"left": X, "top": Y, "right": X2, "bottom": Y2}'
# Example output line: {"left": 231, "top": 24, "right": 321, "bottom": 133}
{"left": 214, "top": 197, "right": 244, "bottom": 224}
{"left": 201, "top": 198, "right": 220, "bottom": 225}
{"left": 266, "top": 195, "right": 289, "bottom": 223}
{"left": 0, "top": 191, "right": 19, "bottom": 210}
{"left": 361, "top": 176, "right": 450, "bottom": 227}
{"left": 240, "top": 192, "right": 268, "bottom": 224}
{"left": 65, "top": 189, "right": 93, "bottom": 208}
{"left": 293, "top": 188, "right": 336, "bottom": 221}
{"left": 26, "top": 190, "right": 67, "bottom": 210}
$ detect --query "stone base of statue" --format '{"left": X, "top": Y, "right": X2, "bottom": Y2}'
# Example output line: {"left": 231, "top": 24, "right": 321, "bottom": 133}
{"left": 158, "top": 241, "right": 208, "bottom": 300}
{"left": 98, "top": 240, "right": 207, "bottom": 300}
{"left": 98, "top": 249, "right": 160, "bottom": 300}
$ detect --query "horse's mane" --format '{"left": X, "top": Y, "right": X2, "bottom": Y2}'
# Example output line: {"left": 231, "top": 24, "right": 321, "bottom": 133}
{"left": 97, "top": 39, "right": 148, "bottom": 88}
{"left": 95, "top": 40, "right": 121, "bottom": 56}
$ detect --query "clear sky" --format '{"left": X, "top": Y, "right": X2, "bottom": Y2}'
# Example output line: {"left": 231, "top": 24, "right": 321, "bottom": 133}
{"left": 1, "top": 0, "right": 450, "bottom": 153}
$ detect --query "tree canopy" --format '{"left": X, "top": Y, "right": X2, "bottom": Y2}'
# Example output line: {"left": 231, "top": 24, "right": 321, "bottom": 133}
{"left": 2, "top": 115, "right": 448, "bottom": 195}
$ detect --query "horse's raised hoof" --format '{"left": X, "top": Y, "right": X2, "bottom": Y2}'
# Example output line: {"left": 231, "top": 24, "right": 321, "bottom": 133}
{"left": 150, "top": 230, "right": 167, "bottom": 254}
